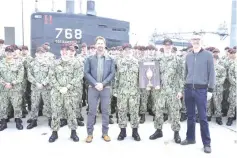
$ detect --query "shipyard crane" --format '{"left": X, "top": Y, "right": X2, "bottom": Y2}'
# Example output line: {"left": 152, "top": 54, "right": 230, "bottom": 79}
{"left": 150, "top": 22, "right": 229, "bottom": 44}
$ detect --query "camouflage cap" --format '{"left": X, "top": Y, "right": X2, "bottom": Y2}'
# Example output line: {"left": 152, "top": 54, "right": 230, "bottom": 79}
{"left": 224, "top": 46, "right": 230, "bottom": 50}
{"left": 60, "top": 43, "right": 68, "bottom": 50}
{"left": 5, "top": 46, "right": 14, "bottom": 52}
{"left": 68, "top": 45, "right": 75, "bottom": 51}
{"left": 81, "top": 43, "right": 87, "bottom": 48}
{"left": 122, "top": 43, "right": 132, "bottom": 50}
{"left": 212, "top": 48, "right": 220, "bottom": 53}
{"left": 0, "top": 39, "right": 4, "bottom": 44}
{"left": 228, "top": 48, "right": 236, "bottom": 54}
{"left": 36, "top": 47, "right": 45, "bottom": 53}
{"left": 44, "top": 42, "right": 50, "bottom": 46}
{"left": 11, "top": 44, "right": 20, "bottom": 51}
{"left": 163, "top": 38, "right": 173, "bottom": 45}
{"left": 21, "top": 46, "right": 28, "bottom": 50}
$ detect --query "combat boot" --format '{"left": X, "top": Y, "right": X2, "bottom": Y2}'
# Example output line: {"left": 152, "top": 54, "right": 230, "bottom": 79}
{"left": 15, "top": 118, "right": 23, "bottom": 130}
{"left": 60, "top": 119, "right": 67, "bottom": 127}
{"left": 70, "top": 130, "right": 79, "bottom": 142}
{"left": 139, "top": 114, "right": 145, "bottom": 124}
{"left": 226, "top": 117, "right": 234, "bottom": 126}
{"left": 132, "top": 128, "right": 141, "bottom": 141}
{"left": 27, "top": 119, "right": 32, "bottom": 123}
{"left": 149, "top": 129, "right": 163, "bottom": 140}
{"left": 48, "top": 118, "right": 52, "bottom": 127}
{"left": 180, "top": 113, "right": 187, "bottom": 122}
{"left": 117, "top": 128, "right": 126, "bottom": 140}
{"left": 163, "top": 113, "right": 168, "bottom": 122}
{"left": 0, "top": 119, "right": 7, "bottom": 131}
{"left": 78, "top": 116, "right": 84, "bottom": 121}
{"left": 207, "top": 116, "right": 211, "bottom": 122}
{"left": 174, "top": 131, "right": 181, "bottom": 143}
{"left": 216, "top": 117, "right": 223, "bottom": 125}
{"left": 15, "top": 118, "right": 22, "bottom": 123}
{"left": 148, "top": 110, "right": 155, "bottom": 116}
{"left": 27, "top": 119, "right": 37, "bottom": 129}
{"left": 49, "top": 131, "right": 58, "bottom": 143}
{"left": 77, "top": 118, "right": 84, "bottom": 126}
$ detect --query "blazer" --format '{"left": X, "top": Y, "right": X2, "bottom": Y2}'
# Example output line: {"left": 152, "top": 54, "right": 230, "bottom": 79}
{"left": 84, "top": 54, "right": 115, "bottom": 87}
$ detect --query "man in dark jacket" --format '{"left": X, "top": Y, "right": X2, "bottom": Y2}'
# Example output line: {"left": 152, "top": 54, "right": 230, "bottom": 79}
{"left": 180, "top": 34, "right": 215, "bottom": 154}
{"left": 84, "top": 36, "right": 115, "bottom": 143}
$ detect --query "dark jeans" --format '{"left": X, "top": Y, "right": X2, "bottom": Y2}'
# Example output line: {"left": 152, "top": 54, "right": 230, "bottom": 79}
{"left": 87, "top": 87, "right": 111, "bottom": 136}
{"left": 184, "top": 88, "right": 211, "bottom": 146}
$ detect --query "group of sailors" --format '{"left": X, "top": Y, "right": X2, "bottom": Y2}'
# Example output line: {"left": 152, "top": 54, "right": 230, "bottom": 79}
{"left": 0, "top": 38, "right": 236, "bottom": 143}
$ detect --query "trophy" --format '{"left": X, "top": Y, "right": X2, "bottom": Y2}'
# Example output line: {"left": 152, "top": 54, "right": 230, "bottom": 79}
{"left": 146, "top": 67, "right": 153, "bottom": 90}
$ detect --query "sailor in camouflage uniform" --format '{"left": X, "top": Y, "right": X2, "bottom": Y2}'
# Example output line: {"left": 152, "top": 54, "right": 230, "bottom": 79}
{"left": 48, "top": 45, "right": 83, "bottom": 142}
{"left": 20, "top": 46, "right": 33, "bottom": 112}
{"left": 42, "top": 42, "right": 55, "bottom": 60}
{"left": 226, "top": 48, "right": 236, "bottom": 126}
{"left": 149, "top": 39, "right": 182, "bottom": 143}
{"left": 207, "top": 48, "right": 226, "bottom": 125}
{"left": 26, "top": 47, "right": 52, "bottom": 129}
{"left": 68, "top": 44, "right": 84, "bottom": 126}
{"left": 0, "top": 39, "right": 5, "bottom": 60}
{"left": 0, "top": 46, "right": 24, "bottom": 131}
{"left": 115, "top": 44, "right": 141, "bottom": 141}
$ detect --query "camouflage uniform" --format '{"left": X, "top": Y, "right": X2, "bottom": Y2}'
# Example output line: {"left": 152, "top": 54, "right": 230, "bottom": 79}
{"left": 227, "top": 60, "right": 236, "bottom": 119}
{"left": 27, "top": 58, "right": 52, "bottom": 120}
{"left": 153, "top": 55, "right": 183, "bottom": 132}
{"left": 0, "top": 58, "right": 24, "bottom": 119}
{"left": 49, "top": 58, "right": 84, "bottom": 131}
{"left": 115, "top": 56, "right": 140, "bottom": 128}
{"left": 207, "top": 61, "right": 226, "bottom": 118}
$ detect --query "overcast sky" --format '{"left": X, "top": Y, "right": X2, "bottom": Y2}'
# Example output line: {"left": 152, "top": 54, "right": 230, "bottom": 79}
{"left": 0, "top": 0, "right": 233, "bottom": 47}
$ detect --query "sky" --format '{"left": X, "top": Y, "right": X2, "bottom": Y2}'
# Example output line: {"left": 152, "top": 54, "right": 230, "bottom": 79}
{"left": 0, "top": 0, "right": 234, "bottom": 47}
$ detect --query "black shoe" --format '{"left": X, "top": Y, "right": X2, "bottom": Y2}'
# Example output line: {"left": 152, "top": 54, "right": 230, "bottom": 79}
{"left": 207, "top": 116, "right": 211, "bottom": 122}
{"left": 70, "top": 130, "right": 79, "bottom": 142}
{"left": 132, "top": 128, "right": 141, "bottom": 141}
{"left": 77, "top": 118, "right": 85, "bottom": 126}
{"left": 174, "top": 131, "right": 181, "bottom": 143}
{"left": 0, "top": 119, "right": 7, "bottom": 131}
{"left": 226, "top": 117, "right": 234, "bottom": 126}
{"left": 148, "top": 110, "right": 155, "bottom": 116}
{"left": 15, "top": 118, "right": 22, "bottom": 123}
{"left": 180, "top": 113, "right": 187, "bottom": 122}
{"left": 60, "top": 119, "right": 67, "bottom": 127}
{"left": 49, "top": 131, "right": 58, "bottom": 143}
{"left": 117, "top": 128, "right": 126, "bottom": 141}
{"left": 27, "top": 119, "right": 32, "bottom": 123}
{"left": 204, "top": 145, "right": 211, "bottom": 153}
{"left": 216, "top": 117, "right": 223, "bottom": 125}
{"left": 109, "top": 118, "right": 114, "bottom": 124}
{"left": 180, "top": 139, "right": 196, "bottom": 145}
{"left": 163, "top": 114, "right": 168, "bottom": 122}
{"left": 15, "top": 118, "right": 23, "bottom": 130}
{"left": 27, "top": 120, "right": 37, "bottom": 129}
{"left": 78, "top": 116, "right": 84, "bottom": 121}
{"left": 139, "top": 114, "right": 145, "bottom": 124}
{"left": 48, "top": 118, "right": 52, "bottom": 127}
{"left": 149, "top": 129, "right": 163, "bottom": 140}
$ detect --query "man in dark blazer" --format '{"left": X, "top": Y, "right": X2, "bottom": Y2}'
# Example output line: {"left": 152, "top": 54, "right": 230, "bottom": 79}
{"left": 84, "top": 36, "right": 115, "bottom": 143}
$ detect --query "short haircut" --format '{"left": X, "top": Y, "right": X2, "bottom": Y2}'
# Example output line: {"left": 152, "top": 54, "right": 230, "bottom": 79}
{"left": 95, "top": 36, "right": 106, "bottom": 44}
